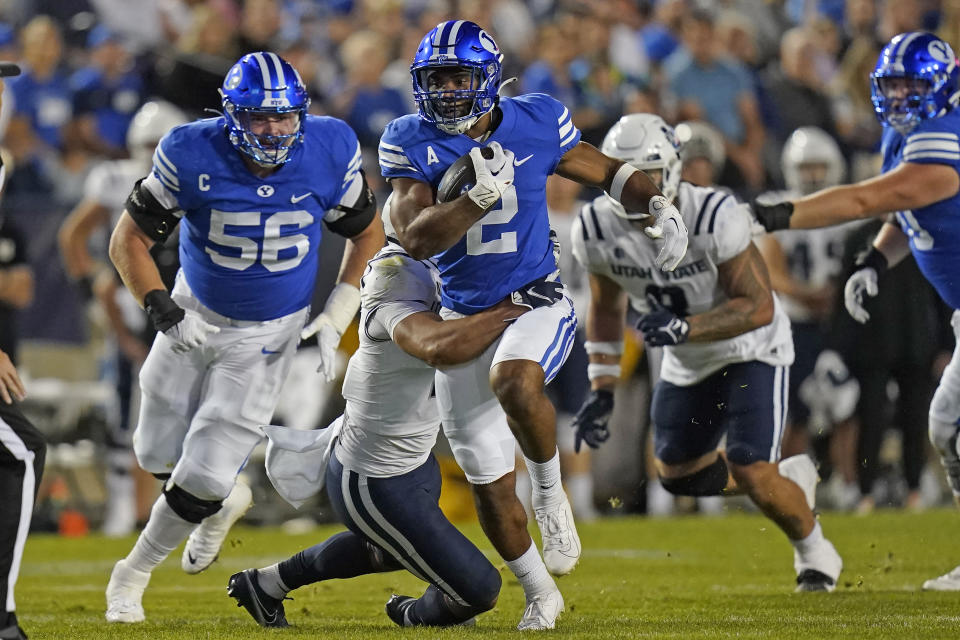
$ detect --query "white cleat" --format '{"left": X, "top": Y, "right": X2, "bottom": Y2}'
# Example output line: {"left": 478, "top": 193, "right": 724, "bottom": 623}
{"left": 181, "top": 481, "right": 253, "bottom": 574}
{"left": 794, "top": 538, "right": 843, "bottom": 592}
{"left": 779, "top": 454, "right": 818, "bottom": 510}
{"left": 533, "top": 493, "right": 581, "bottom": 576}
{"left": 517, "top": 589, "right": 564, "bottom": 631}
{"left": 105, "top": 559, "right": 151, "bottom": 623}
{"left": 923, "top": 564, "right": 960, "bottom": 591}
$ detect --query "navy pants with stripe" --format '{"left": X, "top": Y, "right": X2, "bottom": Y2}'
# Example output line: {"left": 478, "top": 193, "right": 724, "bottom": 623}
{"left": 652, "top": 361, "right": 788, "bottom": 466}
{"left": 283, "top": 448, "right": 500, "bottom": 625}
{"left": 0, "top": 401, "right": 45, "bottom": 627}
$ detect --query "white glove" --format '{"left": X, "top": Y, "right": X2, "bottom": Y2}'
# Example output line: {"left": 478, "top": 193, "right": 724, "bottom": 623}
{"left": 164, "top": 310, "right": 220, "bottom": 353}
{"left": 300, "top": 282, "right": 360, "bottom": 382}
{"left": 300, "top": 313, "right": 341, "bottom": 382}
{"left": 643, "top": 195, "right": 688, "bottom": 271}
{"left": 844, "top": 266, "right": 879, "bottom": 323}
{"left": 467, "top": 141, "right": 515, "bottom": 210}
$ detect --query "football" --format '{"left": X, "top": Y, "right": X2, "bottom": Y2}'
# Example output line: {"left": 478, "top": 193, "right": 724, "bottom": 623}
{"left": 435, "top": 146, "right": 494, "bottom": 203}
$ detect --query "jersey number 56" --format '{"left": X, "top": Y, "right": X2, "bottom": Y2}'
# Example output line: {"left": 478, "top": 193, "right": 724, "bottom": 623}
{"left": 206, "top": 209, "right": 312, "bottom": 272}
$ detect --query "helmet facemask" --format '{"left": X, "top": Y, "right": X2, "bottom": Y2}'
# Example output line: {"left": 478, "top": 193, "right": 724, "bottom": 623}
{"left": 872, "top": 75, "right": 935, "bottom": 134}
{"left": 222, "top": 98, "right": 305, "bottom": 167}
{"left": 412, "top": 64, "right": 498, "bottom": 134}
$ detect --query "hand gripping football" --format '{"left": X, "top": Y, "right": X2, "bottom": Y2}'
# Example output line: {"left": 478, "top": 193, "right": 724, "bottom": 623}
{"left": 436, "top": 146, "right": 494, "bottom": 203}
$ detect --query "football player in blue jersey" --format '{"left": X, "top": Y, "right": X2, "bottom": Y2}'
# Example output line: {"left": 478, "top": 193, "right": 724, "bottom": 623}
{"left": 379, "top": 20, "right": 687, "bottom": 623}
{"left": 752, "top": 32, "right": 960, "bottom": 591}
{"left": 104, "top": 52, "right": 384, "bottom": 623}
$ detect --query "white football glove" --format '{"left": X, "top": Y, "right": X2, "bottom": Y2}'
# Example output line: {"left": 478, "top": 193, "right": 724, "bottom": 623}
{"left": 844, "top": 266, "right": 879, "bottom": 324}
{"left": 164, "top": 310, "right": 220, "bottom": 354}
{"left": 300, "top": 313, "right": 341, "bottom": 381}
{"left": 300, "top": 282, "right": 360, "bottom": 382}
{"left": 467, "top": 141, "right": 515, "bottom": 210}
{"left": 644, "top": 195, "right": 688, "bottom": 272}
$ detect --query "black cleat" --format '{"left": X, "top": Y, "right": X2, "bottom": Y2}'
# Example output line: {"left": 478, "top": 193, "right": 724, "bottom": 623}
{"left": 228, "top": 568, "right": 290, "bottom": 628}
{"left": 385, "top": 594, "right": 417, "bottom": 627}
{"left": 0, "top": 625, "right": 27, "bottom": 640}
{"left": 795, "top": 569, "right": 837, "bottom": 592}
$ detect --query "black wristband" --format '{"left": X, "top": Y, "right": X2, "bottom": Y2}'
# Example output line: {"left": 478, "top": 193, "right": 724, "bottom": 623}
{"left": 754, "top": 200, "right": 794, "bottom": 231}
{"left": 856, "top": 247, "right": 889, "bottom": 274}
{"left": 143, "top": 289, "right": 184, "bottom": 333}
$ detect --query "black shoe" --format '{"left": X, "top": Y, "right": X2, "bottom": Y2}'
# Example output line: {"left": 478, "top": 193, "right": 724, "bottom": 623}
{"left": 385, "top": 594, "right": 416, "bottom": 627}
{"left": 227, "top": 568, "right": 290, "bottom": 628}
{"left": 795, "top": 569, "right": 836, "bottom": 592}
{"left": 0, "top": 624, "right": 26, "bottom": 640}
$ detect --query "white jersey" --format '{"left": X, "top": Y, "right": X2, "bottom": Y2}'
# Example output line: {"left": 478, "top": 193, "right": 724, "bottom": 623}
{"left": 83, "top": 158, "right": 151, "bottom": 332}
{"left": 571, "top": 182, "right": 794, "bottom": 386}
{"left": 764, "top": 191, "right": 864, "bottom": 323}
{"left": 549, "top": 202, "right": 590, "bottom": 320}
{"left": 337, "top": 244, "right": 444, "bottom": 477}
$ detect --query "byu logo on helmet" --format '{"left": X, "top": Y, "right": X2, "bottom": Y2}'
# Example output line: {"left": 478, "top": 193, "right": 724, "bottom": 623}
{"left": 410, "top": 21, "right": 504, "bottom": 135}
{"left": 219, "top": 51, "right": 310, "bottom": 166}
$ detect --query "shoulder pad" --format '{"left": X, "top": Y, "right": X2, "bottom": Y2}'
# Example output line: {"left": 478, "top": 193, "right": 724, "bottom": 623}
{"left": 362, "top": 252, "right": 439, "bottom": 308}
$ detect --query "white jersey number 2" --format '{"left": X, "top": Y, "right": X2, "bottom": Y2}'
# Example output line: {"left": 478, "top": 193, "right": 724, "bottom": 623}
{"left": 466, "top": 185, "right": 518, "bottom": 255}
{"left": 206, "top": 209, "right": 312, "bottom": 272}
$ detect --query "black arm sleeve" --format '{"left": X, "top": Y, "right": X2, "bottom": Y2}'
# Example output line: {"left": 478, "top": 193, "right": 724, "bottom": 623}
{"left": 125, "top": 178, "right": 182, "bottom": 243}
{"left": 324, "top": 170, "right": 378, "bottom": 238}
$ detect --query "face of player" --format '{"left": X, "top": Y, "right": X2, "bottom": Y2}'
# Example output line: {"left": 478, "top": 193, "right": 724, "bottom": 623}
{"left": 426, "top": 67, "right": 477, "bottom": 119}
{"left": 877, "top": 76, "right": 931, "bottom": 113}
{"left": 241, "top": 111, "right": 300, "bottom": 149}
{"left": 795, "top": 162, "right": 829, "bottom": 194}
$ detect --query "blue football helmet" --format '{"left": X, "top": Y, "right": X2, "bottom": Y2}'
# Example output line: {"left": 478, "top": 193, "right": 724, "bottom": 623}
{"left": 410, "top": 20, "right": 503, "bottom": 135}
{"left": 871, "top": 32, "right": 960, "bottom": 134}
{"left": 219, "top": 52, "right": 310, "bottom": 166}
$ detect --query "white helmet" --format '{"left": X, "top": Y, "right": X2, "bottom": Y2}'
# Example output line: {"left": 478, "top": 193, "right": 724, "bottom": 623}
{"left": 601, "top": 113, "right": 682, "bottom": 217}
{"left": 126, "top": 101, "right": 188, "bottom": 166}
{"left": 781, "top": 126, "right": 845, "bottom": 195}
{"left": 675, "top": 120, "right": 725, "bottom": 174}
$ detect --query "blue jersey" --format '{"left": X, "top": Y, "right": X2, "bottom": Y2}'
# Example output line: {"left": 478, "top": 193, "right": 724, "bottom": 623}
{"left": 378, "top": 94, "right": 581, "bottom": 313}
{"left": 145, "top": 115, "right": 363, "bottom": 321}
{"left": 882, "top": 108, "right": 960, "bottom": 309}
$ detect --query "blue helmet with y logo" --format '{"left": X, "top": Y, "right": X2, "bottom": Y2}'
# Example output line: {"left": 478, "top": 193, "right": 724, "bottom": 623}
{"left": 410, "top": 20, "right": 503, "bottom": 135}
{"left": 871, "top": 32, "right": 960, "bottom": 134}
{"left": 219, "top": 51, "right": 310, "bottom": 166}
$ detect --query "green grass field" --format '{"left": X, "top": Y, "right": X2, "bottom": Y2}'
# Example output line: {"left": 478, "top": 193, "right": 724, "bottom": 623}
{"left": 15, "top": 509, "right": 960, "bottom": 639}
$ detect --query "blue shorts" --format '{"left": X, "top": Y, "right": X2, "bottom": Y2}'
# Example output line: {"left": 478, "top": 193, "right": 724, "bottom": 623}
{"left": 326, "top": 450, "right": 500, "bottom": 609}
{"left": 787, "top": 322, "right": 826, "bottom": 424}
{"left": 652, "top": 361, "right": 789, "bottom": 466}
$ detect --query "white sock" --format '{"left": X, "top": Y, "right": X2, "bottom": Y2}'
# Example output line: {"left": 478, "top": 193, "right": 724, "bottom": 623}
{"left": 791, "top": 521, "right": 825, "bottom": 554}
{"left": 126, "top": 494, "right": 197, "bottom": 573}
{"left": 505, "top": 538, "right": 557, "bottom": 600}
{"left": 257, "top": 563, "right": 289, "bottom": 600}
{"left": 525, "top": 450, "right": 562, "bottom": 507}
{"left": 565, "top": 472, "right": 597, "bottom": 520}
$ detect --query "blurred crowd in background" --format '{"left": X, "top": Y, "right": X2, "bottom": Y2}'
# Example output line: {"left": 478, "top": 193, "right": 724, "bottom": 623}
{"left": 0, "top": 0, "right": 956, "bottom": 535}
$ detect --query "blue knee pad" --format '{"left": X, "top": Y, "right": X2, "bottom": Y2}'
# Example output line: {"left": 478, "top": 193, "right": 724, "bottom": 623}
{"left": 660, "top": 456, "right": 728, "bottom": 496}
{"left": 163, "top": 482, "right": 223, "bottom": 523}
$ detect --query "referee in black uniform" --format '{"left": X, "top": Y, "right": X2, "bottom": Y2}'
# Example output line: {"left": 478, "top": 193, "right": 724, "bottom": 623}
{"left": 0, "top": 69, "right": 45, "bottom": 640}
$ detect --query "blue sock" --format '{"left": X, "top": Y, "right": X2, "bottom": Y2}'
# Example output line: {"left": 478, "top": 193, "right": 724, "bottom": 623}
{"left": 278, "top": 531, "right": 400, "bottom": 590}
